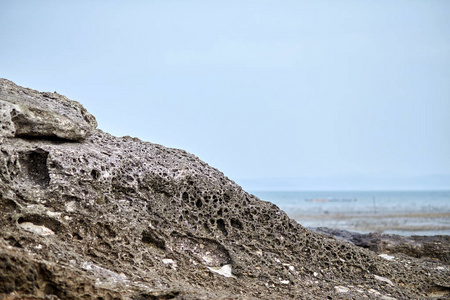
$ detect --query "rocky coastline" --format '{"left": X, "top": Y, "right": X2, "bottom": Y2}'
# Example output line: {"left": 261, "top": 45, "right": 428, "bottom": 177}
{"left": 0, "top": 78, "right": 449, "bottom": 299}
{"left": 311, "top": 227, "right": 449, "bottom": 264}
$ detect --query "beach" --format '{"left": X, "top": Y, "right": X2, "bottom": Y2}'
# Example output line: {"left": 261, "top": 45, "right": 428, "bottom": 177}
{"left": 295, "top": 211, "right": 450, "bottom": 236}
{"left": 252, "top": 190, "right": 450, "bottom": 236}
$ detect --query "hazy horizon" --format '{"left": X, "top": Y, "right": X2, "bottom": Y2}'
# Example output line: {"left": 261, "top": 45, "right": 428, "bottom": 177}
{"left": 237, "top": 174, "right": 450, "bottom": 192}
{"left": 1, "top": 0, "right": 449, "bottom": 190}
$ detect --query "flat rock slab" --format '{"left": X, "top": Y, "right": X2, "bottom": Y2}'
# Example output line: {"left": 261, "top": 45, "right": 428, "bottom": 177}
{"left": 0, "top": 79, "right": 97, "bottom": 141}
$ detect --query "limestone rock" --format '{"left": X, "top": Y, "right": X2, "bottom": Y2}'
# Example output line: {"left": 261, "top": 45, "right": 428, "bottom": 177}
{"left": 0, "top": 79, "right": 96, "bottom": 141}
{"left": 1, "top": 79, "right": 449, "bottom": 299}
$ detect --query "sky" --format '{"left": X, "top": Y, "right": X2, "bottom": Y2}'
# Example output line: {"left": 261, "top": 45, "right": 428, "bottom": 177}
{"left": 1, "top": 0, "right": 449, "bottom": 190}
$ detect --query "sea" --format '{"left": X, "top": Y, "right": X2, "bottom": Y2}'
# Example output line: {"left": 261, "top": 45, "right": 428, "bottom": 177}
{"left": 250, "top": 190, "right": 450, "bottom": 236}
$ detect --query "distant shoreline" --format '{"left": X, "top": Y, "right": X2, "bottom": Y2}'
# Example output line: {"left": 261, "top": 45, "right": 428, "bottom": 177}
{"left": 293, "top": 211, "right": 450, "bottom": 236}
{"left": 293, "top": 211, "right": 450, "bottom": 219}
{"left": 252, "top": 190, "right": 450, "bottom": 235}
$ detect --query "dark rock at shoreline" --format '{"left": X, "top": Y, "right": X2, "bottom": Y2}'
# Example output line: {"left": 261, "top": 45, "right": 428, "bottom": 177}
{"left": 1, "top": 78, "right": 449, "bottom": 299}
{"left": 311, "top": 227, "right": 450, "bottom": 264}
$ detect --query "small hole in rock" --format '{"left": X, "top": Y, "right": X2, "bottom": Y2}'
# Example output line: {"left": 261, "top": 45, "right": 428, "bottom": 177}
{"left": 142, "top": 230, "right": 166, "bottom": 250}
{"left": 18, "top": 149, "right": 50, "bottom": 187}
{"left": 216, "top": 219, "right": 228, "bottom": 236}
{"left": 18, "top": 215, "right": 61, "bottom": 234}
{"left": 182, "top": 192, "right": 189, "bottom": 203}
{"left": 195, "top": 199, "right": 202, "bottom": 209}
{"left": 44, "top": 283, "right": 61, "bottom": 297}
{"left": 91, "top": 169, "right": 100, "bottom": 179}
{"left": 230, "top": 218, "right": 243, "bottom": 230}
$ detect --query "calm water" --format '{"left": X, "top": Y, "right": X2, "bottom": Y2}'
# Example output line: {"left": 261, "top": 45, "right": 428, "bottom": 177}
{"left": 251, "top": 190, "right": 450, "bottom": 236}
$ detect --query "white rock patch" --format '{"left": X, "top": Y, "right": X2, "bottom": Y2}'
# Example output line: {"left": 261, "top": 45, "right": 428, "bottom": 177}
{"left": 374, "top": 274, "right": 394, "bottom": 286}
{"left": 378, "top": 254, "right": 395, "bottom": 261}
{"left": 334, "top": 286, "right": 349, "bottom": 293}
{"left": 162, "top": 258, "right": 175, "bottom": 265}
{"left": 19, "top": 222, "right": 54, "bottom": 236}
{"left": 207, "top": 264, "right": 236, "bottom": 278}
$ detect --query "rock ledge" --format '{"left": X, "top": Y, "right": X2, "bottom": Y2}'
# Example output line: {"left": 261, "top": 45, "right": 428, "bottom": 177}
{"left": 0, "top": 79, "right": 96, "bottom": 141}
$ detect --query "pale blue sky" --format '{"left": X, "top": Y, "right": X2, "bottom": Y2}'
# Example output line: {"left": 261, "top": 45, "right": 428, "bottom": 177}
{"left": 1, "top": 1, "right": 449, "bottom": 188}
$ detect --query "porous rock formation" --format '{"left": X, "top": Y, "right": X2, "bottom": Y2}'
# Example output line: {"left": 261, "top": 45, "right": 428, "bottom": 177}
{"left": 0, "top": 78, "right": 449, "bottom": 299}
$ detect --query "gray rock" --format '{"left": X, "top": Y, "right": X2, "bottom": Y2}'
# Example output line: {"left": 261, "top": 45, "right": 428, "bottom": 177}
{"left": 0, "top": 78, "right": 96, "bottom": 141}
{"left": 311, "top": 227, "right": 450, "bottom": 263}
{"left": 1, "top": 79, "right": 449, "bottom": 299}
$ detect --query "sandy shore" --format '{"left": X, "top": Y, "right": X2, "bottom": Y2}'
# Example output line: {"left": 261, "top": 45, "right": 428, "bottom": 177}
{"left": 292, "top": 212, "right": 450, "bottom": 236}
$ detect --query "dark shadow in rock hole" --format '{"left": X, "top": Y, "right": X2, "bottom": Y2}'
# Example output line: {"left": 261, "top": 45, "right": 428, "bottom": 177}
{"left": 18, "top": 215, "right": 62, "bottom": 234}
{"left": 142, "top": 229, "right": 166, "bottom": 250}
{"left": 14, "top": 134, "right": 80, "bottom": 143}
{"left": 18, "top": 149, "right": 50, "bottom": 187}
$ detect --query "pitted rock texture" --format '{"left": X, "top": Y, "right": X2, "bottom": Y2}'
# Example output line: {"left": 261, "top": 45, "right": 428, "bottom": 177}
{"left": 0, "top": 79, "right": 449, "bottom": 299}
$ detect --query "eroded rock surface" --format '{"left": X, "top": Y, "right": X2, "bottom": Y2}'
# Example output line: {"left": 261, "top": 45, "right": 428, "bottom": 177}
{"left": 1, "top": 79, "right": 449, "bottom": 299}
{"left": 312, "top": 227, "right": 450, "bottom": 264}
{"left": 0, "top": 79, "right": 96, "bottom": 141}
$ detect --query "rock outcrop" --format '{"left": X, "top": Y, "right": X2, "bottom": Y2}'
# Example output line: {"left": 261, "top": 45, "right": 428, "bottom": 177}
{"left": 0, "top": 80, "right": 96, "bottom": 141}
{"left": 0, "top": 78, "right": 449, "bottom": 299}
{"left": 312, "top": 227, "right": 450, "bottom": 264}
